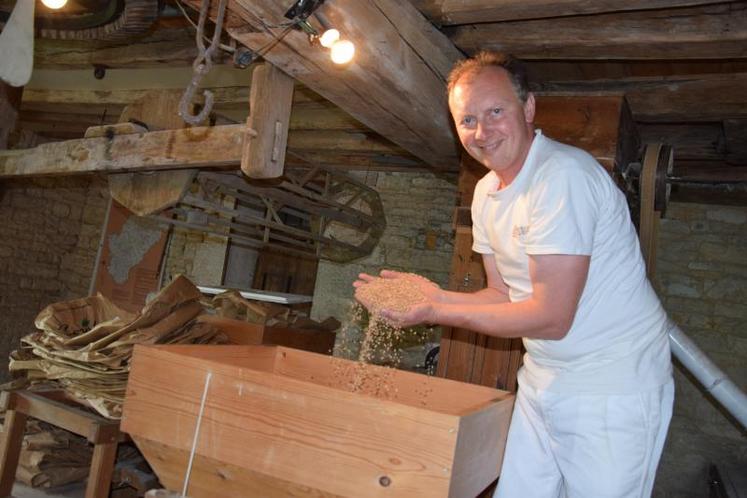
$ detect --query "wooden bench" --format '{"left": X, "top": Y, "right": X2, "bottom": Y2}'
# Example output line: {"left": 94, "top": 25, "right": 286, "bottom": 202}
{"left": 0, "top": 390, "right": 121, "bottom": 498}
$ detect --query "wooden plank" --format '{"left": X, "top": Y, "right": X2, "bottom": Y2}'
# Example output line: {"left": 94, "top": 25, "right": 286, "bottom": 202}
{"left": 412, "top": 0, "right": 729, "bottom": 24}
{"left": 0, "top": 124, "right": 244, "bottom": 177}
{"left": 134, "top": 438, "right": 345, "bottom": 498}
{"left": 445, "top": 3, "right": 747, "bottom": 60}
{"left": 243, "top": 63, "right": 294, "bottom": 178}
{"left": 196, "top": 0, "right": 463, "bottom": 170}
{"left": 535, "top": 73, "right": 747, "bottom": 121}
{"left": 122, "top": 345, "right": 512, "bottom": 497}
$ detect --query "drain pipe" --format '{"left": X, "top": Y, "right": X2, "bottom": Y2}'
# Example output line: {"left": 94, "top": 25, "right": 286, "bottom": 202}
{"left": 668, "top": 320, "right": 747, "bottom": 429}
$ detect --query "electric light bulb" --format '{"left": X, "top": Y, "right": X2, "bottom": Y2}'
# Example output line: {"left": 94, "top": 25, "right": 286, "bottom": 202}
{"left": 330, "top": 39, "right": 355, "bottom": 65}
{"left": 42, "top": 0, "right": 68, "bottom": 9}
{"left": 319, "top": 29, "right": 340, "bottom": 48}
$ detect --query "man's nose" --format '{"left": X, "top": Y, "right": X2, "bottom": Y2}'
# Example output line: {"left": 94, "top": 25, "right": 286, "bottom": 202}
{"left": 474, "top": 121, "right": 488, "bottom": 141}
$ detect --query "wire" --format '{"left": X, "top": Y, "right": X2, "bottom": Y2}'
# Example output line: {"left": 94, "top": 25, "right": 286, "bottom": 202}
{"left": 175, "top": 0, "right": 235, "bottom": 53}
{"left": 174, "top": 0, "right": 301, "bottom": 60}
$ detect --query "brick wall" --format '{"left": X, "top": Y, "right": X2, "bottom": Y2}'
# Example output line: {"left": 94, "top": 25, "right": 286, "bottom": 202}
{"left": 653, "top": 202, "right": 747, "bottom": 497}
{"left": 311, "top": 171, "right": 458, "bottom": 358}
{"left": 0, "top": 176, "right": 108, "bottom": 380}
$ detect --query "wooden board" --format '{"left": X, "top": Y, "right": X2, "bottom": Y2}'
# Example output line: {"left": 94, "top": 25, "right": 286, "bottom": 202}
{"left": 121, "top": 345, "right": 514, "bottom": 498}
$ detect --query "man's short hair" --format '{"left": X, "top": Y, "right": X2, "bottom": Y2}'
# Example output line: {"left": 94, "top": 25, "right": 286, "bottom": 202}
{"left": 447, "top": 52, "right": 530, "bottom": 103}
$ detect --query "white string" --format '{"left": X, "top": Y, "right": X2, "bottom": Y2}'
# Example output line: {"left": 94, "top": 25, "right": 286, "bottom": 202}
{"left": 182, "top": 371, "right": 213, "bottom": 497}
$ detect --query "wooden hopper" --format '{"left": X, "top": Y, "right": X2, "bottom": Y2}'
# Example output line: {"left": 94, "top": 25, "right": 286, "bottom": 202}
{"left": 121, "top": 345, "right": 515, "bottom": 497}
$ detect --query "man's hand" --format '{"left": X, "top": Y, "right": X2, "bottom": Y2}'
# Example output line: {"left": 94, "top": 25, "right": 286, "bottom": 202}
{"left": 353, "top": 270, "right": 442, "bottom": 327}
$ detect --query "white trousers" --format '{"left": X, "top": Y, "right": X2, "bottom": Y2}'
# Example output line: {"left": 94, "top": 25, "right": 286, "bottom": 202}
{"left": 494, "top": 379, "right": 674, "bottom": 498}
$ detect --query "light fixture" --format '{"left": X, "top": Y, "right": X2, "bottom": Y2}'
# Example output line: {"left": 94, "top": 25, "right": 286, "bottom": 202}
{"left": 284, "top": 0, "right": 356, "bottom": 65}
{"left": 318, "top": 28, "right": 339, "bottom": 48}
{"left": 41, "top": 0, "right": 68, "bottom": 9}
{"left": 330, "top": 39, "right": 354, "bottom": 65}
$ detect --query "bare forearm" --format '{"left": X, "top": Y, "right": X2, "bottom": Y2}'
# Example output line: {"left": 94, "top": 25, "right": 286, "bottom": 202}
{"left": 437, "top": 287, "right": 509, "bottom": 305}
{"left": 430, "top": 299, "right": 569, "bottom": 340}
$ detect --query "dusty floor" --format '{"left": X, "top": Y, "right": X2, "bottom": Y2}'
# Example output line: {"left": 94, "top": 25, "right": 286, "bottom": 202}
{"left": 12, "top": 482, "right": 86, "bottom": 498}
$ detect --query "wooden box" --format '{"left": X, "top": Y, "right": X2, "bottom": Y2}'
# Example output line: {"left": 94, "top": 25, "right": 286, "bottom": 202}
{"left": 121, "top": 345, "right": 515, "bottom": 498}
{"left": 197, "top": 315, "right": 337, "bottom": 355}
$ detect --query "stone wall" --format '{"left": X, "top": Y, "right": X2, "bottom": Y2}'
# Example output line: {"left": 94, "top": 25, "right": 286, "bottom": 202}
{"left": 0, "top": 176, "right": 108, "bottom": 380}
{"left": 654, "top": 202, "right": 747, "bottom": 497}
{"left": 311, "top": 171, "right": 458, "bottom": 359}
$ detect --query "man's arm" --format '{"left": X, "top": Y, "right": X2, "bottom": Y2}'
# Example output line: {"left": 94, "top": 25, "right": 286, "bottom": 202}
{"left": 380, "top": 253, "right": 590, "bottom": 340}
{"left": 434, "top": 254, "right": 510, "bottom": 305}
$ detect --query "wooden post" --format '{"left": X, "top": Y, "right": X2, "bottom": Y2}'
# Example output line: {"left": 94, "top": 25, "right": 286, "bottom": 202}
{"left": 0, "top": 409, "right": 28, "bottom": 497}
{"left": 242, "top": 63, "right": 295, "bottom": 179}
{"left": 87, "top": 442, "right": 119, "bottom": 498}
{"left": 0, "top": 82, "right": 22, "bottom": 149}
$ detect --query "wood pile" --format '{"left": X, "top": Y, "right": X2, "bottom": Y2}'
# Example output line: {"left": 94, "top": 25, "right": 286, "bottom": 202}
{"left": 7, "top": 275, "right": 227, "bottom": 419}
{"left": 0, "top": 416, "right": 145, "bottom": 490}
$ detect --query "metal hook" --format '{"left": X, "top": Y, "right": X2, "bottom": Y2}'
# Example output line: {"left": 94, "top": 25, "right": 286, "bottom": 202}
{"left": 179, "top": 0, "right": 228, "bottom": 125}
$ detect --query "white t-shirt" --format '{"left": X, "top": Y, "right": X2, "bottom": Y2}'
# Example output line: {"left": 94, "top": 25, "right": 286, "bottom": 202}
{"left": 471, "top": 130, "right": 671, "bottom": 394}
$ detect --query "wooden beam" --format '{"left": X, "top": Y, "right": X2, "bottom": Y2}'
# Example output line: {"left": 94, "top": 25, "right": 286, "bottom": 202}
{"left": 445, "top": 3, "right": 747, "bottom": 59}
{"left": 0, "top": 124, "right": 433, "bottom": 177}
{"left": 412, "top": 0, "right": 730, "bottom": 25}
{"left": 191, "top": 0, "right": 462, "bottom": 170}
{"left": 242, "top": 63, "right": 294, "bottom": 178}
{"left": 0, "top": 124, "right": 244, "bottom": 177}
{"left": 535, "top": 73, "right": 747, "bottom": 121}
{"left": 33, "top": 19, "right": 232, "bottom": 70}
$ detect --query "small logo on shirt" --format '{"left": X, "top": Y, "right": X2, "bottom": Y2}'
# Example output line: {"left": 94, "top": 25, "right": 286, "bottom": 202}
{"left": 512, "top": 225, "right": 530, "bottom": 239}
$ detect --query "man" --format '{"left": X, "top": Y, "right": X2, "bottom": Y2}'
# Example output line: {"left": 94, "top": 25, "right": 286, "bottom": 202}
{"left": 354, "top": 52, "right": 673, "bottom": 498}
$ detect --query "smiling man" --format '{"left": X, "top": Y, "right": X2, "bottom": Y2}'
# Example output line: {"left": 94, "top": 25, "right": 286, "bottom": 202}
{"left": 354, "top": 52, "right": 674, "bottom": 498}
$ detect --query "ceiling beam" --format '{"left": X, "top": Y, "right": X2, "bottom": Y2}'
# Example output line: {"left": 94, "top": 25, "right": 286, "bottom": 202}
{"left": 0, "top": 123, "right": 428, "bottom": 177}
{"left": 192, "top": 0, "right": 462, "bottom": 171}
{"left": 411, "top": 0, "right": 731, "bottom": 25}
{"left": 445, "top": 3, "right": 747, "bottom": 59}
{"left": 0, "top": 124, "right": 244, "bottom": 177}
{"left": 534, "top": 73, "right": 747, "bottom": 121}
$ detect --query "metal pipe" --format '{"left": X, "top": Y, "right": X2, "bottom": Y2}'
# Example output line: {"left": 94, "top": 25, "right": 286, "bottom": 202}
{"left": 668, "top": 320, "right": 747, "bottom": 429}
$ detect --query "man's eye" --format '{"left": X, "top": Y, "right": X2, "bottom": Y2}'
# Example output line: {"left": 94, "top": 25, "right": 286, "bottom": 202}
{"left": 462, "top": 117, "right": 475, "bottom": 125}
{"left": 492, "top": 108, "right": 502, "bottom": 115}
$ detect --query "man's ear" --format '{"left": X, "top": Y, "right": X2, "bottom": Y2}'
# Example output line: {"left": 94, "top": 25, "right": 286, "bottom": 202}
{"left": 524, "top": 92, "right": 536, "bottom": 123}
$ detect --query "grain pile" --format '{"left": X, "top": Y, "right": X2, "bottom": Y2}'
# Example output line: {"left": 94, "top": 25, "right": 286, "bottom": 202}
{"left": 333, "top": 274, "right": 433, "bottom": 401}
{"left": 353, "top": 275, "right": 428, "bottom": 315}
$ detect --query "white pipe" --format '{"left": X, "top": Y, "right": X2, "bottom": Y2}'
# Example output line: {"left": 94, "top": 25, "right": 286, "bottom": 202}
{"left": 668, "top": 320, "right": 747, "bottom": 429}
